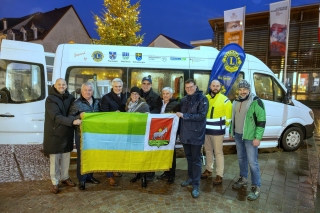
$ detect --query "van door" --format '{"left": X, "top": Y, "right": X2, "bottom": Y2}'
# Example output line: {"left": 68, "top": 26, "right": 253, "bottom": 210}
{"left": 251, "top": 71, "right": 285, "bottom": 148}
{"left": 0, "top": 40, "right": 46, "bottom": 144}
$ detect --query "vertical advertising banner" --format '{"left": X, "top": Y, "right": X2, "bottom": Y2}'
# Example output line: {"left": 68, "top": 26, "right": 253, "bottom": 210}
{"left": 269, "top": 1, "right": 289, "bottom": 56}
{"left": 318, "top": 6, "right": 320, "bottom": 42}
{"left": 224, "top": 7, "right": 245, "bottom": 47}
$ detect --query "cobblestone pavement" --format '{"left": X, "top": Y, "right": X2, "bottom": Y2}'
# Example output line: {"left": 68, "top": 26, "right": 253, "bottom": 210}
{"left": 1, "top": 111, "right": 320, "bottom": 212}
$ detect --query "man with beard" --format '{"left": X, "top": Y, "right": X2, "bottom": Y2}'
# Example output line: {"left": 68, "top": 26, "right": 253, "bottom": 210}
{"left": 230, "top": 79, "right": 266, "bottom": 201}
{"left": 201, "top": 80, "right": 232, "bottom": 186}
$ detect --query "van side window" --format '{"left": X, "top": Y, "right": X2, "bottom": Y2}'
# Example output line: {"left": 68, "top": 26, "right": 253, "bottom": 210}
{"left": 193, "top": 72, "right": 210, "bottom": 94}
{"left": 254, "top": 73, "right": 284, "bottom": 102}
{"left": 0, "top": 60, "right": 44, "bottom": 103}
{"left": 227, "top": 72, "right": 244, "bottom": 101}
{"left": 130, "top": 69, "right": 184, "bottom": 100}
{"left": 66, "top": 67, "right": 125, "bottom": 99}
{"left": 193, "top": 71, "right": 244, "bottom": 101}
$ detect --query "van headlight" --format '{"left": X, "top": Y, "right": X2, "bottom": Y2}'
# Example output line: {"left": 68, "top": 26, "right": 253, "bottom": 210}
{"left": 309, "top": 110, "right": 314, "bottom": 121}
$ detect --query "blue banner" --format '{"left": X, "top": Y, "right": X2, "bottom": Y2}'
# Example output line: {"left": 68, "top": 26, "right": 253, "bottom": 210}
{"left": 208, "top": 43, "right": 246, "bottom": 95}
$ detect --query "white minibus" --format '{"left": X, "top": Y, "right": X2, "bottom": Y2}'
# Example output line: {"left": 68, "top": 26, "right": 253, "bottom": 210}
{"left": 0, "top": 40, "right": 315, "bottom": 151}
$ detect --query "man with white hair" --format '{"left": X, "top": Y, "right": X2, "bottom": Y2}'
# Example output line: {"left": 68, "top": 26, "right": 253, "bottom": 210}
{"left": 100, "top": 78, "right": 128, "bottom": 112}
{"left": 69, "top": 82, "right": 105, "bottom": 190}
{"left": 156, "top": 87, "right": 180, "bottom": 184}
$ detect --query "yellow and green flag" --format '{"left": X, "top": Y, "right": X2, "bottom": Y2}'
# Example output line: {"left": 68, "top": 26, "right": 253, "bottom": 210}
{"left": 81, "top": 112, "right": 179, "bottom": 174}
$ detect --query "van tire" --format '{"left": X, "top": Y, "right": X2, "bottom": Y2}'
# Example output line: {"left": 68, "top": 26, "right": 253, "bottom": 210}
{"left": 281, "top": 127, "right": 304, "bottom": 151}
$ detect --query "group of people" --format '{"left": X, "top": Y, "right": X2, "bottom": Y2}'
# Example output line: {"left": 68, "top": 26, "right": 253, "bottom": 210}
{"left": 43, "top": 75, "right": 266, "bottom": 201}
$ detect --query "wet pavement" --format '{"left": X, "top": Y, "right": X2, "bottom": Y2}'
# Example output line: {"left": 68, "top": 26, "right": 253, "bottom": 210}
{"left": 1, "top": 112, "right": 320, "bottom": 212}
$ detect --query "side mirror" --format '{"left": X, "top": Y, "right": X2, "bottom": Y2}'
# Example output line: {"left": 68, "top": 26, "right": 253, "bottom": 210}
{"left": 0, "top": 90, "right": 8, "bottom": 103}
{"left": 284, "top": 88, "right": 292, "bottom": 104}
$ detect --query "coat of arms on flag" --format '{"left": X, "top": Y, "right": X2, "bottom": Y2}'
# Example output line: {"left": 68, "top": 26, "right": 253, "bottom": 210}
{"left": 148, "top": 118, "right": 173, "bottom": 147}
{"left": 80, "top": 113, "right": 179, "bottom": 174}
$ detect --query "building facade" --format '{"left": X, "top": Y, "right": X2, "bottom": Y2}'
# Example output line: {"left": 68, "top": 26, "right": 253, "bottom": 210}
{"left": 0, "top": 5, "right": 91, "bottom": 52}
{"left": 209, "top": 4, "right": 320, "bottom": 101}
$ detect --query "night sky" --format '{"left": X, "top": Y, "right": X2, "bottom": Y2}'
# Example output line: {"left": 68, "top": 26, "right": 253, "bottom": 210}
{"left": 1, "top": 0, "right": 319, "bottom": 46}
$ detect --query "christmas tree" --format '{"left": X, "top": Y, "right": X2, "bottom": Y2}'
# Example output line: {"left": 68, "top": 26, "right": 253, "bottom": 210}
{"left": 93, "top": 0, "right": 144, "bottom": 45}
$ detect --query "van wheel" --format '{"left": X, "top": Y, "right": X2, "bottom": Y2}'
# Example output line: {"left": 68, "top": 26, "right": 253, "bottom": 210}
{"left": 281, "top": 127, "right": 303, "bottom": 151}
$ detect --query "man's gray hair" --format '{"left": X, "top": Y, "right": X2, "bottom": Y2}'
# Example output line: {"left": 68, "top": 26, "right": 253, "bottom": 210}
{"left": 162, "top": 87, "right": 173, "bottom": 94}
{"left": 81, "top": 82, "right": 94, "bottom": 92}
{"left": 112, "top": 78, "right": 123, "bottom": 86}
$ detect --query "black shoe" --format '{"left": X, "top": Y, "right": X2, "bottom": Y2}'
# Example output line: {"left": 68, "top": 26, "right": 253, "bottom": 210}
{"left": 130, "top": 173, "right": 141, "bottom": 183}
{"left": 146, "top": 172, "right": 155, "bottom": 181}
{"left": 157, "top": 173, "right": 169, "bottom": 180}
{"left": 79, "top": 181, "right": 85, "bottom": 190}
{"left": 167, "top": 177, "right": 175, "bottom": 184}
{"left": 141, "top": 175, "right": 147, "bottom": 188}
{"left": 87, "top": 177, "right": 100, "bottom": 184}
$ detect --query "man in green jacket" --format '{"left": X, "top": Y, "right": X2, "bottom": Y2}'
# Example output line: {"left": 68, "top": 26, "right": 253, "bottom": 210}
{"left": 230, "top": 79, "right": 266, "bottom": 201}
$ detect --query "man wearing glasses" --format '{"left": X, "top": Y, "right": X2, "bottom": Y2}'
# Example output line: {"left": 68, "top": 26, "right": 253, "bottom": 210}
{"left": 176, "top": 79, "right": 208, "bottom": 198}
{"left": 139, "top": 75, "right": 162, "bottom": 180}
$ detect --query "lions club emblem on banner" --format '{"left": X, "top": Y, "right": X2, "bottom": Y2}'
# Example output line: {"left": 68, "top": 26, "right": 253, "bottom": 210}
{"left": 148, "top": 118, "right": 173, "bottom": 148}
{"left": 222, "top": 50, "right": 242, "bottom": 72}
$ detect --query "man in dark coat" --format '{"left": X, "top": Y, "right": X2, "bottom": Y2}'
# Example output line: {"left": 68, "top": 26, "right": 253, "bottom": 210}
{"left": 176, "top": 79, "right": 208, "bottom": 198}
{"left": 139, "top": 76, "right": 162, "bottom": 114}
{"left": 100, "top": 78, "right": 129, "bottom": 178}
{"left": 69, "top": 82, "right": 119, "bottom": 190}
{"left": 43, "top": 78, "right": 81, "bottom": 194}
{"left": 100, "top": 78, "right": 129, "bottom": 112}
{"left": 157, "top": 87, "right": 180, "bottom": 184}
{"left": 139, "top": 76, "right": 162, "bottom": 180}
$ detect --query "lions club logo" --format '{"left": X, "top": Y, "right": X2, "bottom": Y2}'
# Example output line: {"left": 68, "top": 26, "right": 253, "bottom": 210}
{"left": 91, "top": 51, "right": 104, "bottom": 62}
{"left": 222, "top": 50, "right": 242, "bottom": 72}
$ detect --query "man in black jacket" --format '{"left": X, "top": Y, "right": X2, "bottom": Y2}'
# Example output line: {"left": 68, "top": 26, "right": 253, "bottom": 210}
{"left": 176, "top": 79, "right": 208, "bottom": 198}
{"left": 69, "top": 82, "right": 106, "bottom": 190}
{"left": 100, "top": 78, "right": 129, "bottom": 178}
{"left": 139, "top": 76, "right": 162, "bottom": 114}
{"left": 43, "top": 78, "right": 81, "bottom": 194}
{"left": 157, "top": 87, "right": 180, "bottom": 184}
{"left": 100, "top": 78, "right": 128, "bottom": 112}
{"left": 139, "top": 76, "right": 162, "bottom": 180}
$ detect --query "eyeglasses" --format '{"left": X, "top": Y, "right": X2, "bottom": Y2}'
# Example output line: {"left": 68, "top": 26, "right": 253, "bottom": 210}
{"left": 131, "top": 93, "right": 139, "bottom": 96}
{"left": 185, "top": 85, "right": 195, "bottom": 90}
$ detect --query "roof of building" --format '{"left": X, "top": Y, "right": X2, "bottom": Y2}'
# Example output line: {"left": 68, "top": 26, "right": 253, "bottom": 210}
{"left": 0, "top": 5, "right": 91, "bottom": 41}
{"left": 148, "top": 34, "right": 194, "bottom": 49}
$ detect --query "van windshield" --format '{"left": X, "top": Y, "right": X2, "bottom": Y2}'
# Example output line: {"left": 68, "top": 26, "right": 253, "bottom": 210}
{"left": 0, "top": 59, "right": 45, "bottom": 103}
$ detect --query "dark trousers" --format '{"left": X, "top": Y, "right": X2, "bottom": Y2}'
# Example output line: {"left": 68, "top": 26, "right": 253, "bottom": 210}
{"left": 75, "top": 133, "right": 92, "bottom": 182}
{"left": 183, "top": 143, "right": 202, "bottom": 187}
{"left": 164, "top": 148, "right": 176, "bottom": 177}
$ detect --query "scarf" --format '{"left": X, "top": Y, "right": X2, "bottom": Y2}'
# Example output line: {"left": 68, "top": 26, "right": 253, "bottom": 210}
{"left": 127, "top": 100, "right": 139, "bottom": 112}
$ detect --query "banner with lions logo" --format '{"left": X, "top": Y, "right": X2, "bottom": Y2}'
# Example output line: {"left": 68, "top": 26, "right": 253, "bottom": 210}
{"left": 80, "top": 112, "right": 179, "bottom": 174}
{"left": 208, "top": 43, "right": 246, "bottom": 95}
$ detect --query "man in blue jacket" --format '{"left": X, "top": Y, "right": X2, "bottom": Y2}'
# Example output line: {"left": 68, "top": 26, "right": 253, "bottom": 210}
{"left": 176, "top": 79, "right": 208, "bottom": 198}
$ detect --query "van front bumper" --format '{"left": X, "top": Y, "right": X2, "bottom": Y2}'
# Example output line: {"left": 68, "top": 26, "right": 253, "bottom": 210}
{"left": 305, "top": 122, "right": 315, "bottom": 139}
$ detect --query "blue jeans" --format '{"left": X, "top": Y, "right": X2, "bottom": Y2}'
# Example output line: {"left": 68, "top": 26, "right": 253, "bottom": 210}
{"left": 234, "top": 133, "right": 261, "bottom": 187}
{"left": 183, "top": 144, "right": 202, "bottom": 187}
